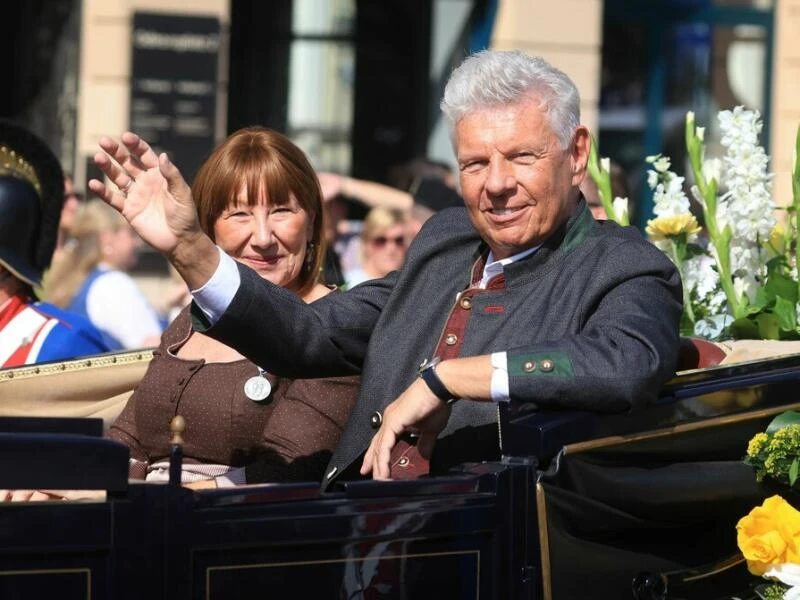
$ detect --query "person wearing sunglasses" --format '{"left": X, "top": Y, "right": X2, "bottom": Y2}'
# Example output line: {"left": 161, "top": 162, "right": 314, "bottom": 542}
{"left": 345, "top": 207, "right": 407, "bottom": 288}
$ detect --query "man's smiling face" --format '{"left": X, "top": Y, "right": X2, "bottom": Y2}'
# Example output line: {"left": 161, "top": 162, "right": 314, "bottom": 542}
{"left": 456, "top": 97, "right": 589, "bottom": 259}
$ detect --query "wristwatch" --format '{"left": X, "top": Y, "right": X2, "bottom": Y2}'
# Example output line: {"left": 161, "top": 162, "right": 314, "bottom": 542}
{"left": 418, "top": 357, "right": 458, "bottom": 404}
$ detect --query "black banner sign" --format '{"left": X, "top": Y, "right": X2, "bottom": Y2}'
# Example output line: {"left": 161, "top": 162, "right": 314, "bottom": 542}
{"left": 130, "top": 13, "right": 220, "bottom": 183}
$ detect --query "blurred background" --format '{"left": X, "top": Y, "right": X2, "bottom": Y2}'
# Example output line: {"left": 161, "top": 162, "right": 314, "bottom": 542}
{"left": 1, "top": 0, "right": 795, "bottom": 300}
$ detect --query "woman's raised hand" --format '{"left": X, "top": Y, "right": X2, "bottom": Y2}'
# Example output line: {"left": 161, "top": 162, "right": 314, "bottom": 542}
{"left": 88, "top": 133, "right": 202, "bottom": 258}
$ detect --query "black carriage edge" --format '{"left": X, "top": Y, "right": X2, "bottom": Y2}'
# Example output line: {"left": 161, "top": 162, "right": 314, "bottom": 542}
{"left": 0, "top": 342, "right": 798, "bottom": 600}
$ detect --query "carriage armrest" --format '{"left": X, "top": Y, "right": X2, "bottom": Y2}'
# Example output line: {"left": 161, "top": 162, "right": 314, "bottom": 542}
{"left": 0, "top": 433, "right": 129, "bottom": 492}
{"left": 500, "top": 402, "right": 680, "bottom": 463}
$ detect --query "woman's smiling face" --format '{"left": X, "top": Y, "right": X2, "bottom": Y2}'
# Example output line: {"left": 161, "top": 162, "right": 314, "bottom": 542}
{"left": 213, "top": 186, "right": 312, "bottom": 293}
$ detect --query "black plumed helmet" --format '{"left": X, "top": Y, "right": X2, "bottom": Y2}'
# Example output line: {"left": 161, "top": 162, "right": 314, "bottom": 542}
{"left": 0, "top": 120, "right": 64, "bottom": 287}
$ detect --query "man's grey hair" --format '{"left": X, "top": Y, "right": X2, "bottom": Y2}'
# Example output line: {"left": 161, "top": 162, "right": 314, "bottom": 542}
{"left": 440, "top": 50, "right": 581, "bottom": 150}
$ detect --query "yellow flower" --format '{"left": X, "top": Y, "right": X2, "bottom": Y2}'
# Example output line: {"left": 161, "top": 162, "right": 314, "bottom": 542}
{"left": 747, "top": 432, "right": 769, "bottom": 457}
{"left": 767, "top": 222, "right": 786, "bottom": 256}
{"left": 646, "top": 214, "right": 702, "bottom": 240}
{"left": 737, "top": 495, "right": 800, "bottom": 575}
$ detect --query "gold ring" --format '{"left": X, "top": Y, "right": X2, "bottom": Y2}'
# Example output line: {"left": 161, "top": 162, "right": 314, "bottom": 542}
{"left": 120, "top": 178, "right": 134, "bottom": 194}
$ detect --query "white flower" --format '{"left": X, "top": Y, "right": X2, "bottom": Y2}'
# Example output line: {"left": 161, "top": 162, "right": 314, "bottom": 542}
{"left": 647, "top": 170, "right": 659, "bottom": 189}
{"left": 718, "top": 106, "right": 762, "bottom": 149}
{"left": 734, "top": 272, "right": 758, "bottom": 305}
{"left": 708, "top": 290, "right": 727, "bottom": 313}
{"left": 685, "top": 254, "right": 719, "bottom": 299}
{"left": 696, "top": 126, "right": 705, "bottom": 141}
{"left": 653, "top": 156, "right": 671, "bottom": 173}
{"left": 763, "top": 563, "right": 800, "bottom": 600}
{"left": 694, "top": 314, "right": 732, "bottom": 339}
{"left": 702, "top": 158, "right": 722, "bottom": 183}
{"left": 651, "top": 173, "right": 691, "bottom": 218}
{"left": 613, "top": 197, "right": 629, "bottom": 222}
{"left": 600, "top": 157, "right": 610, "bottom": 173}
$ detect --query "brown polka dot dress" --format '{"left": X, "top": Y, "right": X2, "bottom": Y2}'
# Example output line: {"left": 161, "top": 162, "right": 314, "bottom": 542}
{"left": 107, "top": 308, "right": 360, "bottom": 483}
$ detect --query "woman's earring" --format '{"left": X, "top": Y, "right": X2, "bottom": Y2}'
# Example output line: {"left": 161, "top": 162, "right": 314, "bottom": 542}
{"left": 305, "top": 241, "right": 315, "bottom": 271}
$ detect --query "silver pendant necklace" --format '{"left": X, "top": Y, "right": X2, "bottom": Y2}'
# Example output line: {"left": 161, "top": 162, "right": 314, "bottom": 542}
{"left": 244, "top": 367, "right": 272, "bottom": 402}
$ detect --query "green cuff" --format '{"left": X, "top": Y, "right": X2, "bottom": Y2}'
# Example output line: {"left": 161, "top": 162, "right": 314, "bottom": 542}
{"left": 508, "top": 351, "right": 574, "bottom": 377}
{"left": 190, "top": 302, "right": 212, "bottom": 333}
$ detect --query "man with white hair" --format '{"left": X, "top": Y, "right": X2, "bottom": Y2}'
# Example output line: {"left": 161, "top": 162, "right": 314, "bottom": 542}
{"left": 90, "top": 50, "right": 682, "bottom": 489}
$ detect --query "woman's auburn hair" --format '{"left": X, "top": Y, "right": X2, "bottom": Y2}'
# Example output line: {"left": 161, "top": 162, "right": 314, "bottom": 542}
{"left": 192, "top": 127, "right": 327, "bottom": 296}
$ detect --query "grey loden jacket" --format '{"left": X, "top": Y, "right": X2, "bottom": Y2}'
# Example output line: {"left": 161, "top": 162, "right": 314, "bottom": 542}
{"left": 198, "top": 199, "right": 683, "bottom": 489}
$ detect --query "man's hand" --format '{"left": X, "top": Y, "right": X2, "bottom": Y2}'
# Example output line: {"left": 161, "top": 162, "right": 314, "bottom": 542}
{"left": 88, "top": 133, "right": 218, "bottom": 289}
{"left": 360, "top": 377, "right": 452, "bottom": 480}
{"left": 360, "top": 355, "right": 495, "bottom": 480}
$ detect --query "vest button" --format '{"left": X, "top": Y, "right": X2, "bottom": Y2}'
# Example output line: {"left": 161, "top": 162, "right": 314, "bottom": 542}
{"left": 540, "top": 359, "right": 554, "bottom": 372}
{"left": 397, "top": 456, "right": 410, "bottom": 467}
{"left": 460, "top": 297, "right": 472, "bottom": 310}
{"left": 445, "top": 333, "right": 458, "bottom": 345}
{"left": 523, "top": 361, "right": 536, "bottom": 372}
{"left": 370, "top": 411, "right": 382, "bottom": 429}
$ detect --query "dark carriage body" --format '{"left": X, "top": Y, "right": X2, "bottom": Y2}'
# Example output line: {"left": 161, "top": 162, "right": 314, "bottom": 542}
{"left": 0, "top": 348, "right": 798, "bottom": 599}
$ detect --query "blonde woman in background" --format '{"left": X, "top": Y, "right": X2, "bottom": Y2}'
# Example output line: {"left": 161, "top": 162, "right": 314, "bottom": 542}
{"left": 43, "top": 199, "right": 163, "bottom": 349}
{"left": 344, "top": 207, "right": 407, "bottom": 288}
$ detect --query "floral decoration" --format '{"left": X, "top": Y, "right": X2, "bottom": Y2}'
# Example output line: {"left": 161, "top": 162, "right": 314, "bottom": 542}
{"left": 739, "top": 411, "right": 800, "bottom": 599}
{"left": 591, "top": 107, "right": 800, "bottom": 341}
{"left": 746, "top": 411, "right": 800, "bottom": 489}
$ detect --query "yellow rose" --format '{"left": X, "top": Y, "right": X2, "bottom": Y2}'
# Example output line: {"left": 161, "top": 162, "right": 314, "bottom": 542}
{"left": 646, "top": 214, "right": 702, "bottom": 241}
{"left": 737, "top": 495, "right": 800, "bottom": 575}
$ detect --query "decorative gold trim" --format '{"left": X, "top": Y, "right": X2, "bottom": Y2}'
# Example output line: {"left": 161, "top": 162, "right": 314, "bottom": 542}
{"left": 0, "top": 567, "right": 90, "bottom": 599}
{"left": 0, "top": 145, "right": 41, "bottom": 194}
{"left": 564, "top": 402, "right": 800, "bottom": 455}
{"left": 205, "top": 549, "right": 480, "bottom": 600}
{"left": 0, "top": 349, "right": 155, "bottom": 382}
{"left": 536, "top": 483, "right": 552, "bottom": 600}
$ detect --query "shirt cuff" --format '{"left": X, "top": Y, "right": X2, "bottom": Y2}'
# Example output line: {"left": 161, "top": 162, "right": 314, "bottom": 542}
{"left": 215, "top": 467, "right": 246, "bottom": 488}
{"left": 191, "top": 248, "right": 240, "bottom": 327}
{"left": 490, "top": 351, "right": 510, "bottom": 403}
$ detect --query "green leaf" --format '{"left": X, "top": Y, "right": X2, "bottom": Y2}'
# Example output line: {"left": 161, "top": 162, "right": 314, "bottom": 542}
{"left": 730, "top": 316, "right": 760, "bottom": 339}
{"left": 775, "top": 295, "right": 798, "bottom": 331}
{"left": 791, "top": 458, "right": 800, "bottom": 487}
{"left": 756, "top": 313, "right": 782, "bottom": 339}
{"left": 766, "top": 410, "right": 800, "bottom": 434}
{"left": 685, "top": 243, "right": 707, "bottom": 259}
{"left": 766, "top": 270, "right": 799, "bottom": 304}
{"left": 752, "top": 287, "right": 773, "bottom": 312}
{"left": 766, "top": 255, "right": 788, "bottom": 275}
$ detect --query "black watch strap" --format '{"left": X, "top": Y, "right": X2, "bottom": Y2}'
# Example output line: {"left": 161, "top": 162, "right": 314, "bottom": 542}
{"left": 419, "top": 364, "right": 457, "bottom": 404}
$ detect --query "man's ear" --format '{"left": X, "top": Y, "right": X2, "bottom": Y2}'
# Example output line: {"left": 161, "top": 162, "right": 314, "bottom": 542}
{"left": 570, "top": 126, "right": 591, "bottom": 187}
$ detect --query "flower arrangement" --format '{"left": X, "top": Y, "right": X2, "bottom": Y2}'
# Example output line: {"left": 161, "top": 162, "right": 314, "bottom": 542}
{"left": 738, "top": 411, "right": 800, "bottom": 599}
{"left": 589, "top": 107, "right": 800, "bottom": 341}
{"left": 737, "top": 495, "right": 800, "bottom": 599}
{"left": 746, "top": 411, "right": 800, "bottom": 488}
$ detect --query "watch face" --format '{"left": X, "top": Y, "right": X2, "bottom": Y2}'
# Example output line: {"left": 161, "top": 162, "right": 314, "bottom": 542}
{"left": 417, "top": 356, "right": 441, "bottom": 374}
